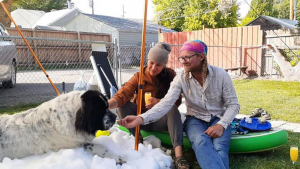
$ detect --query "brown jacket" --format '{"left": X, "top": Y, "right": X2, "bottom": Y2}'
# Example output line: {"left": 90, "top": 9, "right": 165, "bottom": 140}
{"left": 113, "top": 67, "right": 182, "bottom": 113}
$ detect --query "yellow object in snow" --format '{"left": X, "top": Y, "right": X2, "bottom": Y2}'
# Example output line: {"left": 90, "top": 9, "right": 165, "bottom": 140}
{"left": 95, "top": 130, "right": 110, "bottom": 137}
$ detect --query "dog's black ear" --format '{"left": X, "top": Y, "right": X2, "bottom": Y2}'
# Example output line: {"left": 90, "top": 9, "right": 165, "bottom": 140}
{"left": 75, "top": 90, "right": 107, "bottom": 135}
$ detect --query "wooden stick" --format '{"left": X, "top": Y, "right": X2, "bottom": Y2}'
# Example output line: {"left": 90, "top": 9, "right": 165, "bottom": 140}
{"left": 134, "top": 0, "right": 148, "bottom": 151}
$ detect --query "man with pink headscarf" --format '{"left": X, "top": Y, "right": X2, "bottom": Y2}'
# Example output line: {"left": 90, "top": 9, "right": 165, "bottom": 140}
{"left": 118, "top": 40, "right": 240, "bottom": 169}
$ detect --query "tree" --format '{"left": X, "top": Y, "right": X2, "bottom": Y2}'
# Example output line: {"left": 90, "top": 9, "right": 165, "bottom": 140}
{"left": 153, "top": 0, "right": 239, "bottom": 31}
{"left": 153, "top": 0, "right": 186, "bottom": 31}
{"left": 273, "top": 0, "right": 290, "bottom": 19}
{"left": 183, "top": 0, "right": 239, "bottom": 30}
{"left": 240, "top": 0, "right": 278, "bottom": 26}
{"left": 0, "top": 0, "right": 14, "bottom": 27}
{"left": 12, "top": 0, "right": 68, "bottom": 12}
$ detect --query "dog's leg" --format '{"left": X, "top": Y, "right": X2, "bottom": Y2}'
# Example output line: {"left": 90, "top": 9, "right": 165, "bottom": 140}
{"left": 84, "top": 143, "right": 125, "bottom": 164}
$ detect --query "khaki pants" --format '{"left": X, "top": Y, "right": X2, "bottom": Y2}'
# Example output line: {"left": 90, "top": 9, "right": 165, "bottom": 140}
{"left": 117, "top": 102, "right": 184, "bottom": 148}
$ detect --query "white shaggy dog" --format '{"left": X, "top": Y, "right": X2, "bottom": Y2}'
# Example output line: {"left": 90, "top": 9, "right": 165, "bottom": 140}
{"left": 0, "top": 90, "right": 122, "bottom": 162}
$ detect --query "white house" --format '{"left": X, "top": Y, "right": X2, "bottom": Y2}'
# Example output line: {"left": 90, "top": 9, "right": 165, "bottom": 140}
{"left": 63, "top": 13, "right": 175, "bottom": 45}
{"left": 10, "top": 8, "right": 81, "bottom": 30}
{"left": 11, "top": 9, "right": 45, "bottom": 29}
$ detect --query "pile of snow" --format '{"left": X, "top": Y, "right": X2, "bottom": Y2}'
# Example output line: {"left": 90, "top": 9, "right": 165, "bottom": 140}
{"left": 0, "top": 126, "right": 173, "bottom": 169}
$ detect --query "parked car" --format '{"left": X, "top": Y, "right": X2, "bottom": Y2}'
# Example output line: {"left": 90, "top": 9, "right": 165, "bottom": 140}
{"left": 0, "top": 22, "right": 17, "bottom": 88}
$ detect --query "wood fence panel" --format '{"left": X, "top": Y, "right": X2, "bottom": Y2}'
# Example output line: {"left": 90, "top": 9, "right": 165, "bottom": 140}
{"left": 6, "top": 28, "right": 111, "bottom": 64}
{"left": 232, "top": 27, "right": 238, "bottom": 68}
{"left": 223, "top": 28, "right": 228, "bottom": 68}
{"left": 159, "top": 25, "right": 263, "bottom": 75}
{"left": 214, "top": 28, "right": 221, "bottom": 67}
{"left": 208, "top": 29, "right": 214, "bottom": 65}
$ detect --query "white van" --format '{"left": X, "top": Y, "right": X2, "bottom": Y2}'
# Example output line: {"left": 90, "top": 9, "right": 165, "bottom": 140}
{"left": 0, "top": 22, "right": 17, "bottom": 88}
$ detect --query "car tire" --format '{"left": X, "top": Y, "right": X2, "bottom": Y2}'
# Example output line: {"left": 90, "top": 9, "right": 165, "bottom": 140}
{"left": 2, "top": 61, "right": 17, "bottom": 88}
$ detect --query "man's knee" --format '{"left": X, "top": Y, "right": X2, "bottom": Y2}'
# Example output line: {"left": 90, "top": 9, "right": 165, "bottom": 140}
{"left": 189, "top": 133, "right": 209, "bottom": 149}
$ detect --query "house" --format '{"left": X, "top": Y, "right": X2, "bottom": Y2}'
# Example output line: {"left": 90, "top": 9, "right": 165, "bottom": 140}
{"left": 10, "top": 9, "right": 45, "bottom": 28}
{"left": 63, "top": 13, "right": 175, "bottom": 45}
{"left": 32, "top": 8, "right": 81, "bottom": 29}
{"left": 10, "top": 8, "right": 81, "bottom": 30}
{"left": 246, "top": 15, "right": 298, "bottom": 30}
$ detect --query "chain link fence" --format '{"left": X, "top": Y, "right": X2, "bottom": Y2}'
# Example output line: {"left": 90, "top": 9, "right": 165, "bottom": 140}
{"left": 117, "top": 45, "right": 151, "bottom": 86}
{"left": 0, "top": 36, "right": 115, "bottom": 107}
{"left": 1, "top": 37, "right": 296, "bottom": 108}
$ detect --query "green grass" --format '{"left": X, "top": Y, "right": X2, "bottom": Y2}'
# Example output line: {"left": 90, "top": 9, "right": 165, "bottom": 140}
{"left": 0, "top": 102, "right": 42, "bottom": 115}
{"left": 234, "top": 80, "right": 300, "bottom": 123}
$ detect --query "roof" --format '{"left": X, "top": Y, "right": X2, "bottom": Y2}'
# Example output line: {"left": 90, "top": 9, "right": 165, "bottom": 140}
{"left": 34, "top": 25, "right": 65, "bottom": 31}
{"left": 11, "top": 9, "right": 45, "bottom": 28}
{"left": 82, "top": 13, "right": 175, "bottom": 33}
{"left": 246, "top": 15, "right": 298, "bottom": 29}
{"left": 32, "top": 8, "right": 81, "bottom": 28}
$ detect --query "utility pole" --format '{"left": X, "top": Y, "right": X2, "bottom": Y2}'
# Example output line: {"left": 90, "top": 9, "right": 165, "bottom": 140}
{"left": 290, "top": 0, "right": 294, "bottom": 20}
{"left": 122, "top": 4, "right": 126, "bottom": 18}
{"left": 92, "top": 0, "right": 94, "bottom": 15}
{"left": 294, "top": 0, "right": 297, "bottom": 21}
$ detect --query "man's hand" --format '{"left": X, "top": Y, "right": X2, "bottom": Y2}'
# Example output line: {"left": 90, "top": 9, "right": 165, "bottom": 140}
{"left": 204, "top": 124, "right": 224, "bottom": 138}
{"left": 117, "top": 115, "right": 143, "bottom": 128}
{"left": 145, "top": 97, "right": 160, "bottom": 109}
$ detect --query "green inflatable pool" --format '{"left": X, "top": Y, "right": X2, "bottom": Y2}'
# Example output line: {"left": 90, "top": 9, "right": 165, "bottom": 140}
{"left": 117, "top": 126, "right": 288, "bottom": 154}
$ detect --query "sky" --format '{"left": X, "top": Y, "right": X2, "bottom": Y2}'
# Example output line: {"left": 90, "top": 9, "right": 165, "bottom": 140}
{"left": 71, "top": 0, "right": 252, "bottom": 20}
{"left": 0, "top": 126, "right": 173, "bottom": 169}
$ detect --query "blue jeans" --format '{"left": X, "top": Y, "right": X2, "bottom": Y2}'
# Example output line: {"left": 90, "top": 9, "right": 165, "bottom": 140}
{"left": 183, "top": 116, "right": 231, "bottom": 169}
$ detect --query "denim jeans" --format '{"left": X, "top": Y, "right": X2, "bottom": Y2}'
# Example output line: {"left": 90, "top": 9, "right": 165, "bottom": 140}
{"left": 183, "top": 116, "right": 231, "bottom": 169}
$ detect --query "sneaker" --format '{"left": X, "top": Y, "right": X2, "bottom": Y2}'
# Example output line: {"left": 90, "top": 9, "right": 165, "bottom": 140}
{"left": 174, "top": 156, "right": 190, "bottom": 169}
{"left": 250, "top": 108, "right": 263, "bottom": 118}
{"left": 262, "top": 113, "right": 271, "bottom": 120}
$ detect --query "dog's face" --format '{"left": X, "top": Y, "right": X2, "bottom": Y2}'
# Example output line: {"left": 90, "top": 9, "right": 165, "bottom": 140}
{"left": 75, "top": 90, "right": 117, "bottom": 135}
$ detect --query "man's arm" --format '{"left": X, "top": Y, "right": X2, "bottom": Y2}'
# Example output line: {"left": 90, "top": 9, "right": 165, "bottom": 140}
{"left": 217, "top": 71, "right": 240, "bottom": 129}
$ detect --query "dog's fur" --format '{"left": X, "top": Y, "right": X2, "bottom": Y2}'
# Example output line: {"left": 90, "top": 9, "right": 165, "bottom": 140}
{"left": 0, "top": 90, "right": 121, "bottom": 162}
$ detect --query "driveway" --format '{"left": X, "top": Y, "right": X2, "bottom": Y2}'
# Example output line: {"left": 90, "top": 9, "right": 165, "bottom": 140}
{"left": 0, "top": 68, "right": 138, "bottom": 108}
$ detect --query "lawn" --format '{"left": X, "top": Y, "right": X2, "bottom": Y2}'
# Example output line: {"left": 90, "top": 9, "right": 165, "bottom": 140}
{"left": 0, "top": 79, "right": 300, "bottom": 168}
{"left": 234, "top": 80, "right": 300, "bottom": 123}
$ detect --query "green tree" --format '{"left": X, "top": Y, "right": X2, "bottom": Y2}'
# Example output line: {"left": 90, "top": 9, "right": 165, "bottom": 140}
{"left": 153, "top": 0, "right": 186, "bottom": 31}
{"left": 153, "top": 0, "right": 239, "bottom": 31}
{"left": 12, "top": 0, "right": 68, "bottom": 12}
{"left": 273, "top": 0, "right": 290, "bottom": 19}
{"left": 240, "top": 0, "right": 278, "bottom": 26}
{"left": 183, "top": 0, "right": 239, "bottom": 30}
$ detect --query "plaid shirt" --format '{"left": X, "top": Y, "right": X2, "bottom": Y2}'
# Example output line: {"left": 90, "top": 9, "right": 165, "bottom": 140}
{"left": 140, "top": 64, "right": 240, "bottom": 129}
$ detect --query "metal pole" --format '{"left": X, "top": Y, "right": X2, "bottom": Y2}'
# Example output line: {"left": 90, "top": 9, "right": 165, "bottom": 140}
{"left": 113, "top": 38, "right": 118, "bottom": 86}
{"left": 239, "top": 46, "right": 242, "bottom": 75}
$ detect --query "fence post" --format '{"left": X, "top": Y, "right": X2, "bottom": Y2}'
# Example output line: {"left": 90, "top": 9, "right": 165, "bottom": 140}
{"left": 238, "top": 46, "right": 242, "bottom": 75}
{"left": 118, "top": 43, "right": 122, "bottom": 87}
{"left": 32, "top": 29, "right": 37, "bottom": 68}
{"left": 77, "top": 32, "right": 82, "bottom": 63}
{"left": 113, "top": 38, "right": 118, "bottom": 87}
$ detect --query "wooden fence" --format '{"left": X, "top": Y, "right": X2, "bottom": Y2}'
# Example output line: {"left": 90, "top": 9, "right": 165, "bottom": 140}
{"left": 159, "top": 26, "right": 264, "bottom": 75}
{"left": 6, "top": 28, "right": 112, "bottom": 65}
{"left": 265, "top": 28, "right": 300, "bottom": 47}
